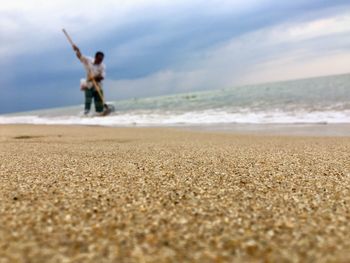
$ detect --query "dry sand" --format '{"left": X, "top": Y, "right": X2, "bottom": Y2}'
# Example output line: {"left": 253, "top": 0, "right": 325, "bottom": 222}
{"left": 0, "top": 124, "right": 349, "bottom": 263}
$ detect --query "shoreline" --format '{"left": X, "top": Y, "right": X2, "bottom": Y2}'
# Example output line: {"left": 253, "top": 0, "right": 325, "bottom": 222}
{"left": 176, "top": 123, "right": 350, "bottom": 137}
{"left": 2, "top": 122, "right": 350, "bottom": 137}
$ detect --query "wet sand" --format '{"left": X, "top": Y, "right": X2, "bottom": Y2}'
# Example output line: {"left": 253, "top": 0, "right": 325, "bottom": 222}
{"left": 179, "top": 123, "right": 350, "bottom": 137}
{"left": 0, "top": 124, "right": 349, "bottom": 262}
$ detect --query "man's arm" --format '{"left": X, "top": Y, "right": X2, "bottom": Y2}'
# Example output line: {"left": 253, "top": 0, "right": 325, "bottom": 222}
{"left": 94, "top": 75, "right": 104, "bottom": 82}
{"left": 73, "top": 45, "right": 83, "bottom": 60}
{"left": 87, "top": 74, "right": 104, "bottom": 82}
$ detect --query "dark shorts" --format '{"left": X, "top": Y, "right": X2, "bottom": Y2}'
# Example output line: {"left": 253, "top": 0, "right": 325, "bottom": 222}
{"left": 84, "top": 86, "right": 104, "bottom": 113}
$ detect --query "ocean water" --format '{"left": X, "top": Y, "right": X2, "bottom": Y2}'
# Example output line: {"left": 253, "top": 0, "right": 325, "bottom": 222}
{"left": 1, "top": 73, "right": 350, "bottom": 126}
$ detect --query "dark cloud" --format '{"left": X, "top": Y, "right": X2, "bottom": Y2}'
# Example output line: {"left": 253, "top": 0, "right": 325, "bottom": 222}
{"left": 80, "top": 0, "right": 350, "bottom": 78}
{"left": 1, "top": 0, "right": 350, "bottom": 113}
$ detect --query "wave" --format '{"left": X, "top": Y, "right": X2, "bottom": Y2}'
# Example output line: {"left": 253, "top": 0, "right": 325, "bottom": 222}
{"left": 1, "top": 109, "right": 349, "bottom": 126}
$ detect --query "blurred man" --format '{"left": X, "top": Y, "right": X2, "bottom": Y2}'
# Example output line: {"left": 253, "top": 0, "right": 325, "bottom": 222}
{"left": 73, "top": 45, "right": 106, "bottom": 115}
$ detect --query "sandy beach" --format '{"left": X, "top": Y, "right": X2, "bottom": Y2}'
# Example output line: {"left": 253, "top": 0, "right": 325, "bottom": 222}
{"left": 0, "top": 124, "right": 349, "bottom": 262}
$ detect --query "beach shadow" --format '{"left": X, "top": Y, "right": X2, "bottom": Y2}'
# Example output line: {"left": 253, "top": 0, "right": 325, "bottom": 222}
{"left": 13, "top": 135, "right": 44, "bottom": 140}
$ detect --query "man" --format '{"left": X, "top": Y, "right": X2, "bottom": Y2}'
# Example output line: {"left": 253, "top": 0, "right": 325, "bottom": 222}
{"left": 73, "top": 45, "right": 106, "bottom": 115}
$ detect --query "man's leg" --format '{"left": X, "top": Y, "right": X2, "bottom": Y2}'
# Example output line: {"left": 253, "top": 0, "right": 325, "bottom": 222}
{"left": 84, "top": 89, "right": 93, "bottom": 114}
{"left": 93, "top": 87, "right": 104, "bottom": 113}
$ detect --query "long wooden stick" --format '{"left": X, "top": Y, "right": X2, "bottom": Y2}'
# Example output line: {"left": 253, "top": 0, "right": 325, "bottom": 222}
{"left": 62, "top": 29, "right": 106, "bottom": 107}
{"left": 62, "top": 29, "right": 74, "bottom": 46}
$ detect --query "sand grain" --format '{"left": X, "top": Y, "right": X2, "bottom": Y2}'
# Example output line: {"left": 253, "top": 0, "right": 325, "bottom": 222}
{"left": 0, "top": 125, "right": 349, "bottom": 262}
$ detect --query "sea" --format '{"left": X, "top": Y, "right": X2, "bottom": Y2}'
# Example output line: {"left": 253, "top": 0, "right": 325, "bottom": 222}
{"left": 1, "top": 74, "right": 350, "bottom": 129}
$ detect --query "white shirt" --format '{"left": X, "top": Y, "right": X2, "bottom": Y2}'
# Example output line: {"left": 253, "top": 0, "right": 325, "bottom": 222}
{"left": 80, "top": 55, "right": 106, "bottom": 80}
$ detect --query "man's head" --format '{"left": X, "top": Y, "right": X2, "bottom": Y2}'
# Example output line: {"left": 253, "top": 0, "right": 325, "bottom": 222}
{"left": 94, "top": 51, "right": 104, "bottom": 65}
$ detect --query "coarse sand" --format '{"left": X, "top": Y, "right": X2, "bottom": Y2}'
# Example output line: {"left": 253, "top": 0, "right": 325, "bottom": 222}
{"left": 0, "top": 125, "right": 349, "bottom": 262}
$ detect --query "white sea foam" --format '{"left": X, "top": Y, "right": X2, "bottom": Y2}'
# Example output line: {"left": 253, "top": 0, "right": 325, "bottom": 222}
{"left": 1, "top": 109, "right": 349, "bottom": 126}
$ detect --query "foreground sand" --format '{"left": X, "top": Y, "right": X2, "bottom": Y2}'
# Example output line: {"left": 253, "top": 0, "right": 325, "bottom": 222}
{"left": 0, "top": 125, "right": 349, "bottom": 262}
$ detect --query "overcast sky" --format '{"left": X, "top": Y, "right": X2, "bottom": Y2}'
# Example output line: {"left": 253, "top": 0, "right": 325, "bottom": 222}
{"left": 1, "top": 0, "right": 350, "bottom": 113}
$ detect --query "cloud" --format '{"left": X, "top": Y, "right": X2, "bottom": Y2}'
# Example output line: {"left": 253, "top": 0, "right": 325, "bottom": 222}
{"left": 0, "top": 0, "right": 263, "bottom": 57}
{"left": 104, "top": 11, "right": 350, "bottom": 100}
{"left": 1, "top": 0, "right": 350, "bottom": 113}
{"left": 242, "top": 51, "right": 350, "bottom": 85}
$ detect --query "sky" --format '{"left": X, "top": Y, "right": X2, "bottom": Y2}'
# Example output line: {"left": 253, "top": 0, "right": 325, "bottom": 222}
{"left": 1, "top": 0, "right": 350, "bottom": 113}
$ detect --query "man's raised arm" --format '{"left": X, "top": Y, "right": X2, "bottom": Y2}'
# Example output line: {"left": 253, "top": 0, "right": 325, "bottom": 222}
{"left": 73, "top": 45, "right": 83, "bottom": 61}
